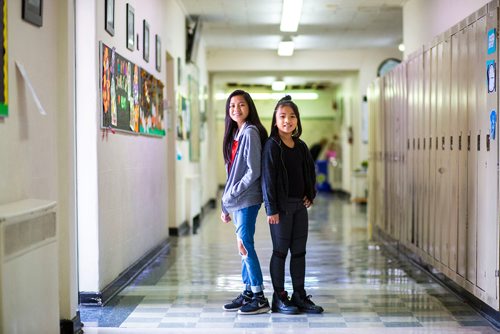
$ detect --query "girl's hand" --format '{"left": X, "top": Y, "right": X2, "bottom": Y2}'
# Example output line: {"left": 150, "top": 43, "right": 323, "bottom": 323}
{"left": 303, "top": 196, "right": 312, "bottom": 208}
{"left": 267, "top": 214, "right": 280, "bottom": 224}
{"left": 221, "top": 212, "right": 231, "bottom": 223}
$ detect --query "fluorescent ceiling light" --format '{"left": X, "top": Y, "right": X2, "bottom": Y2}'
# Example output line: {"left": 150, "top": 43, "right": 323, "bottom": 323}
{"left": 280, "top": 0, "right": 303, "bottom": 32}
{"left": 278, "top": 39, "right": 294, "bottom": 56}
{"left": 272, "top": 81, "right": 286, "bottom": 91}
{"left": 398, "top": 43, "right": 405, "bottom": 52}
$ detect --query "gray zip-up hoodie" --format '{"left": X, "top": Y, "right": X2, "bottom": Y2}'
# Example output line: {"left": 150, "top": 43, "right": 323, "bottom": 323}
{"left": 221, "top": 123, "right": 263, "bottom": 214}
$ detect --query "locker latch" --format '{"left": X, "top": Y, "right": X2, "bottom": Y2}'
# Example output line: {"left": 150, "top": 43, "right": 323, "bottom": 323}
{"left": 495, "top": 270, "right": 499, "bottom": 277}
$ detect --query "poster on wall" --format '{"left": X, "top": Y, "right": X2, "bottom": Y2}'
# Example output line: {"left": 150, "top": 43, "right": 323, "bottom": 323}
{"left": 100, "top": 41, "right": 164, "bottom": 136}
{"left": 177, "top": 94, "right": 188, "bottom": 140}
{"left": 0, "top": 0, "right": 7, "bottom": 117}
{"left": 188, "top": 75, "right": 200, "bottom": 161}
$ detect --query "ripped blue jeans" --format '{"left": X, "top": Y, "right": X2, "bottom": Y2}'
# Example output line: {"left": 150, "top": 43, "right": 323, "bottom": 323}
{"left": 233, "top": 204, "right": 264, "bottom": 293}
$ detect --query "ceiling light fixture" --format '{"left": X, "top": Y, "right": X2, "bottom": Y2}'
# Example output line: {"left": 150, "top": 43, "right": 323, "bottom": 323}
{"left": 398, "top": 43, "right": 405, "bottom": 52}
{"left": 278, "top": 36, "right": 294, "bottom": 56}
{"left": 280, "top": 0, "right": 303, "bottom": 32}
{"left": 272, "top": 80, "right": 286, "bottom": 91}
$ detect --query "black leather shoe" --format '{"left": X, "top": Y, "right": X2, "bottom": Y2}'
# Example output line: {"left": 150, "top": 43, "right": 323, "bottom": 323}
{"left": 272, "top": 291, "right": 299, "bottom": 314}
{"left": 291, "top": 292, "right": 324, "bottom": 314}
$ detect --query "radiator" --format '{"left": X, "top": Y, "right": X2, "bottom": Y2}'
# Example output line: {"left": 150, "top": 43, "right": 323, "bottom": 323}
{"left": 0, "top": 199, "right": 59, "bottom": 334}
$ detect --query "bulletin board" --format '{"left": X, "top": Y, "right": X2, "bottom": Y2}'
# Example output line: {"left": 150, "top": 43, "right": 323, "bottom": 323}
{"left": 100, "top": 42, "right": 165, "bottom": 136}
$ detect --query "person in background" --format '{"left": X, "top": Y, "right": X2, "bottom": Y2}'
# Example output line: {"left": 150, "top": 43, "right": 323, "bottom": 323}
{"left": 220, "top": 89, "right": 271, "bottom": 315}
{"left": 309, "top": 137, "right": 328, "bottom": 161}
{"left": 261, "top": 95, "right": 324, "bottom": 314}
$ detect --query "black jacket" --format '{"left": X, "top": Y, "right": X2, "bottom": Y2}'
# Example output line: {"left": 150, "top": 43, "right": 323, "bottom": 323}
{"left": 261, "top": 136, "right": 317, "bottom": 216}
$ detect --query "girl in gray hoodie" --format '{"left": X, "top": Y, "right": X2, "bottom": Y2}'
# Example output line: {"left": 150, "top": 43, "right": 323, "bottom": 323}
{"left": 220, "top": 90, "right": 269, "bottom": 315}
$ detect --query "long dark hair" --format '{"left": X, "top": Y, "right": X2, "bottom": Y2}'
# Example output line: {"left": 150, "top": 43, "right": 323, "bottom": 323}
{"left": 222, "top": 90, "right": 268, "bottom": 165}
{"left": 270, "top": 95, "right": 302, "bottom": 139}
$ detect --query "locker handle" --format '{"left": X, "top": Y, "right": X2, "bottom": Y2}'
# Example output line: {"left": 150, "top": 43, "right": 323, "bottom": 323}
{"left": 487, "top": 134, "right": 490, "bottom": 152}
{"left": 458, "top": 135, "right": 462, "bottom": 151}
{"left": 430, "top": 137, "right": 432, "bottom": 150}
{"left": 450, "top": 136, "right": 453, "bottom": 151}
{"left": 442, "top": 136, "right": 445, "bottom": 150}
{"left": 477, "top": 134, "right": 481, "bottom": 151}
{"left": 436, "top": 137, "right": 439, "bottom": 150}
{"left": 467, "top": 135, "right": 470, "bottom": 151}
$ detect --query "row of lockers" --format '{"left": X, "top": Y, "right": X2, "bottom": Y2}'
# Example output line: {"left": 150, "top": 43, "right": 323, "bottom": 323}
{"left": 368, "top": 1, "right": 499, "bottom": 310}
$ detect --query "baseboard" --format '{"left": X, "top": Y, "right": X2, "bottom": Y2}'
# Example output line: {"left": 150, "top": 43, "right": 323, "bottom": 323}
{"left": 374, "top": 227, "right": 500, "bottom": 330}
{"left": 60, "top": 311, "right": 84, "bottom": 334}
{"left": 169, "top": 220, "right": 190, "bottom": 236}
{"left": 79, "top": 239, "right": 170, "bottom": 306}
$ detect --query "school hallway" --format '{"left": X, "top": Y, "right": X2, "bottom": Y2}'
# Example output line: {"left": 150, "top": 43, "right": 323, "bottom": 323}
{"left": 79, "top": 194, "right": 496, "bottom": 334}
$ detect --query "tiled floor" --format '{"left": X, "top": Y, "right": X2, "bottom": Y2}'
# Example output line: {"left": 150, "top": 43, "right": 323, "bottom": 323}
{"left": 81, "top": 194, "right": 498, "bottom": 334}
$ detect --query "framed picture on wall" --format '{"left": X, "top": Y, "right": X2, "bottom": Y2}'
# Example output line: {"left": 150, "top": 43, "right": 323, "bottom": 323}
{"left": 155, "top": 35, "right": 161, "bottom": 72}
{"left": 126, "top": 4, "right": 135, "bottom": 51}
{"left": 22, "top": 0, "right": 43, "bottom": 27}
{"left": 105, "top": 0, "right": 114, "bottom": 36}
{"left": 143, "top": 20, "right": 150, "bottom": 62}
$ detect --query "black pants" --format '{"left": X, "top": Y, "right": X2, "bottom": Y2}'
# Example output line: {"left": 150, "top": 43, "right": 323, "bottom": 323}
{"left": 269, "top": 199, "right": 308, "bottom": 294}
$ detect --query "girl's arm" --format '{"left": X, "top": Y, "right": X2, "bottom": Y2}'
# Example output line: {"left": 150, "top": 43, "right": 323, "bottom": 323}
{"left": 262, "top": 140, "right": 279, "bottom": 215}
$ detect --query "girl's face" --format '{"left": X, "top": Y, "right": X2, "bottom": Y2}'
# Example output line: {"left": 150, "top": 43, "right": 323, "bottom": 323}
{"left": 275, "top": 105, "right": 297, "bottom": 136}
{"left": 229, "top": 95, "right": 249, "bottom": 128}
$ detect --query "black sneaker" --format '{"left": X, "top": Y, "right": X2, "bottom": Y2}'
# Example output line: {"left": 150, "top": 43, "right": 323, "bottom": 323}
{"left": 291, "top": 292, "right": 324, "bottom": 314}
{"left": 272, "top": 291, "right": 299, "bottom": 314}
{"left": 223, "top": 291, "right": 253, "bottom": 311}
{"left": 238, "top": 294, "right": 271, "bottom": 315}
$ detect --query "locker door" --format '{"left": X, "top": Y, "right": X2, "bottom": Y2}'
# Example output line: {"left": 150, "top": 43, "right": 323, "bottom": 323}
{"left": 430, "top": 44, "right": 440, "bottom": 259}
{"left": 440, "top": 38, "right": 452, "bottom": 268}
{"left": 457, "top": 25, "right": 469, "bottom": 278}
{"left": 420, "top": 48, "right": 435, "bottom": 254}
{"left": 407, "top": 57, "right": 416, "bottom": 246}
{"left": 417, "top": 51, "right": 425, "bottom": 251}
{"left": 476, "top": 11, "right": 498, "bottom": 300}
{"left": 449, "top": 31, "right": 460, "bottom": 272}
{"left": 425, "top": 45, "right": 440, "bottom": 258}
{"left": 467, "top": 21, "right": 478, "bottom": 285}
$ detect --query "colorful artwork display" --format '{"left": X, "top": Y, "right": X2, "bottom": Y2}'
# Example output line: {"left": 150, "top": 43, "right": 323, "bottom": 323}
{"left": 101, "top": 42, "right": 164, "bottom": 136}
{"left": 0, "top": 0, "right": 7, "bottom": 117}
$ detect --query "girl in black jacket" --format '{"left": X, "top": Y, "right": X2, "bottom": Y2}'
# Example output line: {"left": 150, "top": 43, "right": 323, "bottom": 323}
{"left": 261, "top": 95, "right": 324, "bottom": 314}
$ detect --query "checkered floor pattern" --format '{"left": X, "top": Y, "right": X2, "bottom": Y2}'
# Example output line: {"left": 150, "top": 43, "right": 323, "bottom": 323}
{"left": 81, "top": 195, "right": 496, "bottom": 333}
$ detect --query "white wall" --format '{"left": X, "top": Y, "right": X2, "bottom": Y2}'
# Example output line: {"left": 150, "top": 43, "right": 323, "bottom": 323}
{"left": 76, "top": 0, "right": 214, "bottom": 294}
{"left": 0, "top": 0, "right": 77, "bottom": 323}
{"left": 403, "top": 0, "right": 490, "bottom": 57}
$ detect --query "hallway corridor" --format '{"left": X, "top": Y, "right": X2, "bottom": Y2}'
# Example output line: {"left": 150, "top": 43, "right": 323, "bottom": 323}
{"left": 81, "top": 195, "right": 497, "bottom": 333}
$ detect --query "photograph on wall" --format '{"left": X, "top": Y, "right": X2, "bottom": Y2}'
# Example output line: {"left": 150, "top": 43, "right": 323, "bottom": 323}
{"left": 113, "top": 52, "right": 133, "bottom": 130}
{"left": 0, "top": 0, "right": 7, "bottom": 117}
{"left": 101, "top": 43, "right": 113, "bottom": 127}
{"left": 177, "top": 94, "right": 188, "bottom": 140}
{"left": 130, "top": 63, "right": 140, "bottom": 131}
{"left": 126, "top": 4, "right": 135, "bottom": 51}
{"left": 139, "top": 70, "right": 165, "bottom": 136}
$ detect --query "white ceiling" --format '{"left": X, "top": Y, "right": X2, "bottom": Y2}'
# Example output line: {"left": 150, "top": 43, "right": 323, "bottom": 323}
{"left": 178, "top": 0, "right": 406, "bottom": 51}
{"left": 178, "top": 0, "right": 407, "bottom": 87}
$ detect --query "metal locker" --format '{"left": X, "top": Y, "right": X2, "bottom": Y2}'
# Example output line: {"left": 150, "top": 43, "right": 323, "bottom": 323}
{"left": 407, "top": 56, "right": 417, "bottom": 247}
{"left": 417, "top": 50, "right": 425, "bottom": 251}
{"left": 475, "top": 9, "right": 498, "bottom": 302}
{"left": 430, "top": 44, "right": 440, "bottom": 259}
{"left": 466, "top": 20, "right": 478, "bottom": 285}
{"left": 440, "top": 37, "right": 453, "bottom": 268}
{"left": 449, "top": 27, "right": 461, "bottom": 273}
{"left": 424, "top": 44, "right": 440, "bottom": 258}
{"left": 423, "top": 46, "right": 433, "bottom": 256}
{"left": 457, "top": 22, "right": 469, "bottom": 279}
